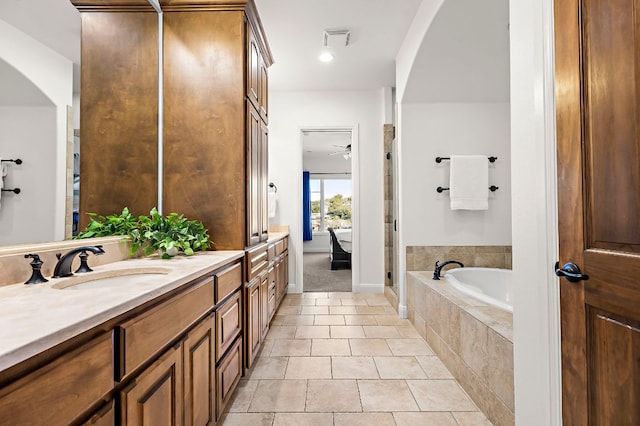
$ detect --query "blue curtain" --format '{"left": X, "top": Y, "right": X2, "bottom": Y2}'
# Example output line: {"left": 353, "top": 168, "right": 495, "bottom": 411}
{"left": 303, "top": 171, "right": 312, "bottom": 241}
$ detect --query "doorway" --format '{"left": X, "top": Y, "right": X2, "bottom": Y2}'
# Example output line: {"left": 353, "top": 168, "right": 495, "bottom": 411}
{"left": 301, "top": 128, "right": 355, "bottom": 293}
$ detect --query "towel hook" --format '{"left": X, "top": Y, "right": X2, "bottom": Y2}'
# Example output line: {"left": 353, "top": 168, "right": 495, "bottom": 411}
{"left": 269, "top": 182, "right": 277, "bottom": 192}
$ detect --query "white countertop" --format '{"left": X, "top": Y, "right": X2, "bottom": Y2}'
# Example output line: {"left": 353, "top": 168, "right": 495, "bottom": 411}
{"left": 0, "top": 250, "right": 244, "bottom": 372}
{"left": 267, "top": 232, "right": 289, "bottom": 243}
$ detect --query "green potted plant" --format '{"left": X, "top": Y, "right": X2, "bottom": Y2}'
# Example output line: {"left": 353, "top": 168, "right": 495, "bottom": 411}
{"left": 76, "top": 207, "right": 211, "bottom": 258}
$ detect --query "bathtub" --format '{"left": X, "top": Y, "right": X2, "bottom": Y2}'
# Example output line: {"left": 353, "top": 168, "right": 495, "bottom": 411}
{"left": 444, "top": 267, "right": 512, "bottom": 312}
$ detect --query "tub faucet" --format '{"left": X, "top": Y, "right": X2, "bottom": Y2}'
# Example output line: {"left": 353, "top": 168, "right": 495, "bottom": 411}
{"left": 433, "top": 260, "right": 464, "bottom": 280}
{"left": 52, "top": 245, "right": 105, "bottom": 278}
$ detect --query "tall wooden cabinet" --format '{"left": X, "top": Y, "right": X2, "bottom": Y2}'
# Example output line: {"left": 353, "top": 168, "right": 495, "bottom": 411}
{"left": 72, "top": 0, "right": 273, "bottom": 251}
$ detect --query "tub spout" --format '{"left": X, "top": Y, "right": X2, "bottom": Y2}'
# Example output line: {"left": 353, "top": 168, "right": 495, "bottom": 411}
{"left": 433, "top": 260, "right": 464, "bottom": 280}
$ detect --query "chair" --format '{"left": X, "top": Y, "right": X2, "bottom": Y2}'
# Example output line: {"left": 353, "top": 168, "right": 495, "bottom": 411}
{"left": 327, "top": 227, "right": 351, "bottom": 270}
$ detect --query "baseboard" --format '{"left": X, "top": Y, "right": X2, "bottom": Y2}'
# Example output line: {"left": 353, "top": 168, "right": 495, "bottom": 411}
{"left": 398, "top": 304, "right": 408, "bottom": 319}
{"left": 287, "top": 282, "right": 301, "bottom": 294}
{"left": 356, "top": 283, "right": 384, "bottom": 294}
{"left": 303, "top": 249, "right": 330, "bottom": 254}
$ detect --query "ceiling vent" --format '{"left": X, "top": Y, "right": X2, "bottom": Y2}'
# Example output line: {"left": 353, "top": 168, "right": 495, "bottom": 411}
{"left": 323, "top": 29, "right": 351, "bottom": 48}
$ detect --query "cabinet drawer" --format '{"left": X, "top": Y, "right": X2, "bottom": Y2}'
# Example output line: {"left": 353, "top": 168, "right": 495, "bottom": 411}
{"left": 216, "top": 337, "right": 242, "bottom": 420}
{"left": 267, "top": 243, "right": 276, "bottom": 261}
{"left": 214, "top": 262, "right": 242, "bottom": 305}
{"left": 0, "top": 333, "right": 113, "bottom": 425}
{"left": 118, "top": 278, "right": 214, "bottom": 378}
{"left": 246, "top": 243, "right": 268, "bottom": 281}
{"left": 216, "top": 290, "right": 242, "bottom": 361}
{"left": 275, "top": 240, "right": 285, "bottom": 256}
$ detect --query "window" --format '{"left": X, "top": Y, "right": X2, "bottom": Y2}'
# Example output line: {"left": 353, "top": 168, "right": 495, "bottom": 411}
{"left": 310, "top": 177, "right": 352, "bottom": 232}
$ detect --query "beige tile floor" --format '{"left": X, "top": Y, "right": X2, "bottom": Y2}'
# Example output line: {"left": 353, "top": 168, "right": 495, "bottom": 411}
{"left": 220, "top": 292, "right": 492, "bottom": 426}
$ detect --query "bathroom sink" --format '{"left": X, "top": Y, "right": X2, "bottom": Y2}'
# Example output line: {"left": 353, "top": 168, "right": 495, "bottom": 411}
{"left": 51, "top": 267, "right": 172, "bottom": 290}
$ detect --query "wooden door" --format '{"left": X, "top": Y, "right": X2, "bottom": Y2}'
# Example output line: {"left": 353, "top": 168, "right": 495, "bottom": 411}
{"left": 183, "top": 315, "right": 215, "bottom": 426}
{"left": 246, "top": 26, "right": 260, "bottom": 109}
{"left": 120, "top": 345, "right": 183, "bottom": 426}
{"left": 247, "top": 103, "right": 262, "bottom": 246}
{"left": 555, "top": 0, "right": 640, "bottom": 424}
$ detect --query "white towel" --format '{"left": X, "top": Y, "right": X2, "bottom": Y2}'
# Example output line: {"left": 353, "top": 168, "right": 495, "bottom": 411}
{"left": 268, "top": 190, "right": 277, "bottom": 218}
{"left": 449, "top": 155, "right": 489, "bottom": 210}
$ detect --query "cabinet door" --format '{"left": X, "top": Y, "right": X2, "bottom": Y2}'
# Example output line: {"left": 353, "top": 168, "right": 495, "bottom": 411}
{"left": 246, "top": 278, "right": 261, "bottom": 368}
{"left": 246, "top": 26, "right": 260, "bottom": 109}
{"left": 121, "top": 344, "right": 183, "bottom": 426}
{"left": 261, "top": 271, "right": 270, "bottom": 339}
{"left": 247, "top": 103, "right": 261, "bottom": 247}
{"left": 259, "top": 56, "right": 269, "bottom": 122}
{"left": 259, "top": 121, "right": 269, "bottom": 242}
{"left": 82, "top": 400, "right": 115, "bottom": 426}
{"left": 216, "top": 290, "right": 242, "bottom": 362}
{"left": 183, "top": 315, "right": 215, "bottom": 426}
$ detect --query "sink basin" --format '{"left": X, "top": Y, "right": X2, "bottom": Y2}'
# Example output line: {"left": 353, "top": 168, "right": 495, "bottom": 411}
{"left": 51, "top": 267, "right": 172, "bottom": 290}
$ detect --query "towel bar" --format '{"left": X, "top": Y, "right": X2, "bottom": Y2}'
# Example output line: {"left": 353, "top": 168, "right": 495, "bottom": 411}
{"left": 2, "top": 188, "right": 21, "bottom": 194}
{"left": 437, "top": 185, "right": 499, "bottom": 193}
{"left": 1, "top": 159, "right": 23, "bottom": 164}
{"left": 435, "top": 156, "right": 497, "bottom": 163}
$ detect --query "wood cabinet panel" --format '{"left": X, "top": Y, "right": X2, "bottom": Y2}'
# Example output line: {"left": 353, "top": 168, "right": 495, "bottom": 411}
{"left": 120, "top": 344, "right": 183, "bottom": 426}
{"left": 247, "top": 26, "right": 260, "bottom": 110}
{"left": 78, "top": 12, "right": 159, "bottom": 228}
{"left": 118, "top": 278, "right": 214, "bottom": 378}
{"left": 259, "top": 121, "right": 269, "bottom": 242}
{"left": 183, "top": 314, "right": 215, "bottom": 426}
{"left": 81, "top": 400, "right": 115, "bottom": 426}
{"left": 259, "top": 56, "right": 269, "bottom": 122}
{"left": 163, "top": 10, "right": 248, "bottom": 250}
{"left": 216, "top": 337, "right": 242, "bottom": 419}
{"left": 214, "top": 261, "right": 242, "bottom": 305}
{"left": 246, "top": 278, "right": 261, "bottom": 368}
{"left": 260, "top": 271, "right": 270, "bottom": 339}
{"left": 0, "top": 333, "right": 113, "bottom": 426}
{"left": 247, "top": 102, "right": 262, "bottom": 247}
{"left": 216, "top": 290, "right": 242, "bottom": 362}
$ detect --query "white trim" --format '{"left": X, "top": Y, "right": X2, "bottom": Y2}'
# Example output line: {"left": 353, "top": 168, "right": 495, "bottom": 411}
{"left": 542, "top": 0, "right": 562, "bottom": 421}
{"left": 397, "top": 104, "right": 408, "bottom": 318}
{"left": 357, "top": 283, "right": 384, "bottom": 294}
{"left": 297, "top": 125, "right": 359, "bottom": 294}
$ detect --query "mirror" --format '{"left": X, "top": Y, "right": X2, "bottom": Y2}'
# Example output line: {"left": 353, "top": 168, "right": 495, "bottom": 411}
{"left": 0, "top": 1, "right": 81, "bottom": 246}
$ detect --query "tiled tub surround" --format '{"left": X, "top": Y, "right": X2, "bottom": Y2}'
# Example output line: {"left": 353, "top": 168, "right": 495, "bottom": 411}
{"left": 406, "top": 246, "right": 512, "bottom": 272}
{"left": 407, "top": 271, "right": 514, "bottom": 426}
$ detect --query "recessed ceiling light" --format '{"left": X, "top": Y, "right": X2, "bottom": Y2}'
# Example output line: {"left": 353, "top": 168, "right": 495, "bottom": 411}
{"left": 319, "top": 52, "right": 334, "bottom": 63}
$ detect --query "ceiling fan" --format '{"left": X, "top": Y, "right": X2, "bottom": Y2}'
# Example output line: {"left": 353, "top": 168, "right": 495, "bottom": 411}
{"left": 329, "top": 144, "right": 352, "bottom": 159}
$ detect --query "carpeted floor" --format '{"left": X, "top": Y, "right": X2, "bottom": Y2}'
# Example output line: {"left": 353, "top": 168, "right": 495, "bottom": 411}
{"left": 303, "top": 252, "right": 352, "bottom": 292}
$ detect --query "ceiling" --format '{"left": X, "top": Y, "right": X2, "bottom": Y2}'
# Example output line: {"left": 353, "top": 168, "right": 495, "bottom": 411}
{"left": 0, "top": 0, "right": 421, "bottom": 94}
{"left": 0, "top": 0, "right": 509, "bottom": 102}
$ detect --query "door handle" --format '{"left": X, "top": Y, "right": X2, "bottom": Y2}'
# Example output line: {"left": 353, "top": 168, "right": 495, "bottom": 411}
{"left": 554, "top": 261, "right": 589, "bottom": 282}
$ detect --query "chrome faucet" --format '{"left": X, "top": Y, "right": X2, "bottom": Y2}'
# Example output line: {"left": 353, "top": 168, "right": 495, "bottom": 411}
{"left": 432, "top": 260, "right": 464, "bottom": 280}
{"left": 52, "top": 245, "right": 105, "bottom": 278}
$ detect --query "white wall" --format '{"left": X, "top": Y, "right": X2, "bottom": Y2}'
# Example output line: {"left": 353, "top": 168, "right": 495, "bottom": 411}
{"left": 268, "top": 90, "right": 385, "bottom": 293}
{"left": 0, "top": 19, "right": 73, "bottom": 243}
{"left": 0, "top": 107, "right": 57, "bottom": 244}
{"left": 400, "top": 102, "right": 511, "bottom": 246}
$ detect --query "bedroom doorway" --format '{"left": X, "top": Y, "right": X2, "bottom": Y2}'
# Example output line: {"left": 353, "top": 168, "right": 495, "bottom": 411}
{"left": 301, "top": 128, "right": 354, "bottom": 293}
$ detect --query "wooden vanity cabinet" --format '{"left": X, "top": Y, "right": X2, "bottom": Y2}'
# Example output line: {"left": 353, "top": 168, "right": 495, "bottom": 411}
{"left": 0, "top": 332, "right": 113, "bottom": 426}
{"left": 120, "top": 342, "right": 184, "bottom": 426}
{"left": 0, "top": 256, "right": 244, "bottom": 426}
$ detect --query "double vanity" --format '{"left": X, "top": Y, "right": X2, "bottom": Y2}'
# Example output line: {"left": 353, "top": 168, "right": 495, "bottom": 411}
{"left": 0, "top": 232, "right": 288, "bottom": 425}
